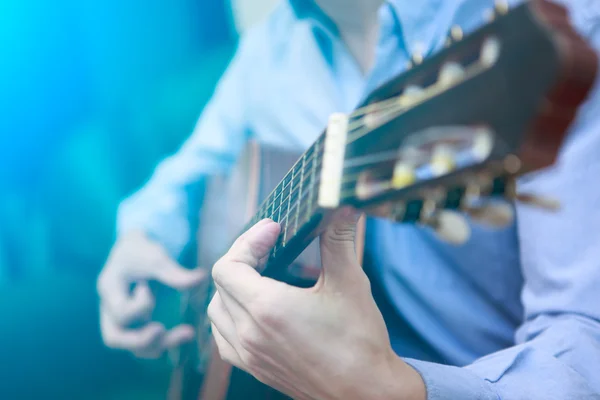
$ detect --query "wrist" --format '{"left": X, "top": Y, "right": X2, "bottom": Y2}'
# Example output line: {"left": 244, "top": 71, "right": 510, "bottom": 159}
{"left": 342, "top": 351, "right": 427, "bottom": 400}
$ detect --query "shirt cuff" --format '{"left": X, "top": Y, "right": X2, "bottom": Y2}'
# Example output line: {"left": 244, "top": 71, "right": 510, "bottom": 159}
{"left": 403, "top": 359, "right": 499, "bottom": 400}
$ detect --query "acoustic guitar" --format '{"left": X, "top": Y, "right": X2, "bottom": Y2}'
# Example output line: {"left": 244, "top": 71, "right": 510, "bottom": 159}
{"left": 168, "top": 1, "right": 599, "bottom": 399}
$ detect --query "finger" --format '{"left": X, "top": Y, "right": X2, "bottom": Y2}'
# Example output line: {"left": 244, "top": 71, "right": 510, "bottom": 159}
{"left": 212, "top": 220, "right": 281, "bottom": 304}
{"left": 211, "top": 323, "right": 244, "bottom": 368}
{"left": 223, "top": 219, "right": 280, "bottom": 268}
{"left": 133, "top": 325, "right": 195, "bottom": 359}
{"left": 100, "top": 308, "right": 166, "bottom": 354}
{"left": 98, "top": 266, "right": 155, "bottom": 326}
{"left": 103, "top": 282, "right": 155, "bottom": 326}
{"left": 162, "top": 324, "right": 196, "bottom": 348}
{"left": 133, "top": 347, "right": 164, "bottom": 360}
{"left": 319, "top": 208, "right": 362, "bottom": 286}
{"left": 207, "top": 292, "right": 240, "bottom": 349}
{"left": 146, "top": 257, "right": 207, "bottom": 291}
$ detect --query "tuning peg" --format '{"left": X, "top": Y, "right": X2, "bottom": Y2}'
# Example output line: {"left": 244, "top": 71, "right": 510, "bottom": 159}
{"left": 398, "top": 85, "right": 425, "bottom": 107}
{"left": 430, "top": 210, "right": 471, "bottom": 245}
{"left": 472, "top": 127, "right": 495, "bottom": 161}
{"left": 404, "top": 85, "right": 424, "bottom": 96}
{"left": 445, "top": 25, "right": 464, "bottom": 47}
{"left": 391, "top": 162, "right": 417, "bottom": 189}
{"left": 364, "top": 111, "right": 384, "bottom": 128}
{"left": 415, "top": 198, "right": 470, "bottom": 245}
{"left": 514, "top": 194, "right": 561, "bottom": 211}
{"left": 501, "top": 177, "right": 561, "bottom": 211}
{"left": 430, "top": 144, "right": 456, "bottom": 176}
{"left": 411, "top": 51, "right": 424, "bottom": 66}
{"left": 480, "top": 37, "right": 501, "bottom": 67}
{"left": 450, "top": 25, "right": 464, "bottom": 42}
{"left": 465, "top": 202, "right": 515, "bottom": 228}
{"left": 438, "top": 62, "right": 465, "bottom": 87}
{"left": 495, "top": 0, "right": 509, "bottom": 15}
{"left": 484, "top": 1, "right": 509, "bottom": 22}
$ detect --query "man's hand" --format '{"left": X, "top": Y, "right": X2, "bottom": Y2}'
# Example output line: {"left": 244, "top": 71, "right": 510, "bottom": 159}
{"left": 98, "top": 232, "right": 206, "bottom": 359}
{"left": 207, "top": 212, "right": 426, "bottom": 400}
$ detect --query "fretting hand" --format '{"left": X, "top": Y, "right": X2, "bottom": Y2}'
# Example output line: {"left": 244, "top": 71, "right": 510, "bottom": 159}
{"left": 208, "top": 211, "right": 426, "bottom": 400}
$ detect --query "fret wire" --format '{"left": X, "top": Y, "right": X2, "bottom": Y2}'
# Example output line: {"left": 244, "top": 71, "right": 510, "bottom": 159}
{"left": 307, "top": 138, "right": 320, "bottom": 223}
{"left": 258, "top": 152, "right": 316, "bottom": 217}
{"left": 242, "top": 135, "right": 326, "bottom": 236}
{"left": 252, "top": 145, "right": 324, "bottom": 226}
{"left": 273, "top": 186, "right": 320, "bottom": 254}
{"left": 277, "top": 170, "right": 322, "bottom": 241}
{"left": 282, "top": 161, "right": 296, "bottom": 247}
{"left": 257, "top": 134, "right": 325, "bottom": 216}
{"left": 271, "top": 166, "right": 322, "bottom": 254}
{"left": 264, "top": 158, "right": 323, "bottom": 224}
{"left": 295, "top": 151, "right": 306, "bottom": 235}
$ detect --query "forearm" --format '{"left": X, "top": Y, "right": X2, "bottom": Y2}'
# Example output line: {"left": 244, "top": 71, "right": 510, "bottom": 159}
{"left": 405, "top": 314, "right": 600, "bottom": 399}
{"left": 314, "top": 0, "right": 384, "bottom": 74}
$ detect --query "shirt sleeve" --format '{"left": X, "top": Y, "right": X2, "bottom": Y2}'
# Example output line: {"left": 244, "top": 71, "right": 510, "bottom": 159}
{"left": 116, "top": 35, "right": 257, "bottom": 259}
{"left": 403, "top": 9, "right": 600, "bottom": 400}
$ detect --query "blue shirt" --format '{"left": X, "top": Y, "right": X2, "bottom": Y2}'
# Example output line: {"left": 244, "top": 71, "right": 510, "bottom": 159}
{"left": 118, "top": 0, "right": 600, "bottom": 398}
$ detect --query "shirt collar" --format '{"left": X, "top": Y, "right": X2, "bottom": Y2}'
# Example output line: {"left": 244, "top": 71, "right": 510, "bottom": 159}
{"left": 387, "top": 0, "right": 464, "bottom": 57}
{"left": 287, "top": 0, "right": 340, "bottom": 35}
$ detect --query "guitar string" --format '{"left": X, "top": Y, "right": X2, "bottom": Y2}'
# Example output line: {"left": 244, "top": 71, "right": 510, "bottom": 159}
{"left": 187, "top": 64, "right": 458, "bottom": 356}
{"left": 250, "top": 90, "right": 411, "bottom": 219}
{"left": 252, "top": 101, "right": 410, "bottom": 225}
{"left": 253, "top": 139, "right": 409, "bottom": 228}
{"left": 179, "top": 10, "right": 509, "bottom": 372}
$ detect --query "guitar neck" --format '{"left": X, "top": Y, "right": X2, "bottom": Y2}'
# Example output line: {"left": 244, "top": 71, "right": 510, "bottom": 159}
{"left": 240, "top": 134, "right": 328, "bottom": 281}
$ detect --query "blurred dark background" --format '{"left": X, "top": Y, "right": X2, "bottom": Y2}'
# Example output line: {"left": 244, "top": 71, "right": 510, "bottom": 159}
{"left": 0, "top": 0, "right": 276, "bottom": 398}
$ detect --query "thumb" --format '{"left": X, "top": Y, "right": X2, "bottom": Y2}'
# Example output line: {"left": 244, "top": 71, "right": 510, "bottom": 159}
{"left": 224, "top": 219, "right": 280, "bottom": 268}
{"left": 319, "top": 208, "right": 362, "bottom": 287}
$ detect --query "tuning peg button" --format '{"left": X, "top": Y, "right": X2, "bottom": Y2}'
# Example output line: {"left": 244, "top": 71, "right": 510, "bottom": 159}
{"left": 430, "top": 144, "right": 456, "bottom": 176}
{"left": 495, "top": 0, "right": 509, "bottom": 15}
{"left": 480, "top": 37, "right": 501, "bottom": 67}
{"left": 392, "top": 162, "right": 417, "bottom": 189}
{"left": 450, "top": 26, "right": 464, "bottom": 42}
{"left": 431, "top": 211, "right": 471, "bottom": 245}
{"left": 438, "top": 62, "right": 465, "bottom": 87}
{"left": 398, "top": 85, "right": 425, "bottom": 107}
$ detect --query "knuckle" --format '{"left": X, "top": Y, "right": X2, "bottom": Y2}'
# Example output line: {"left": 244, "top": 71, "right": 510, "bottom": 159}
{"left": 247, "top": 296, "right": 284, "bottom": 330}
{"left": 207, "top": 300, "right": 217, "bottom": 322}
{"left": 96, "top": 275, "right": 108, "bottom": 296}
{"left": 238, "top": 325, "right": 263, "bottom": 352}
{"left": 102, "top": 330, "right": 120, "bottom": 349}
{"left": 211, "top": 262, "right": 224, "bottom": 283}
{"left": 239, "top": 348, "right": 260, "bottom": 368}
{"left": 137, "top": 329, "right": 160, "bottom": 350}
{"left": 327, "top": 225, "right": 356, "bottom": 244}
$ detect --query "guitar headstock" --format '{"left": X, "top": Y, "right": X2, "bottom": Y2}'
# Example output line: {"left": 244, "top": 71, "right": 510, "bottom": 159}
{"left": 319, "top": 0, "right": 598, "bottom": 244}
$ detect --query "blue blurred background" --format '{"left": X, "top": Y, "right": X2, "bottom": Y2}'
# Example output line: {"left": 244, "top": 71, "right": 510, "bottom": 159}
{"left": 0, "top": 0, "right": 275, "bottom": 398}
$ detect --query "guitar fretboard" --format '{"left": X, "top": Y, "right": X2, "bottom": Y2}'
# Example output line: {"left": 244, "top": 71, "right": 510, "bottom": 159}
{"left": 242, "top": 133, "right": 326, "bottom": 256}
